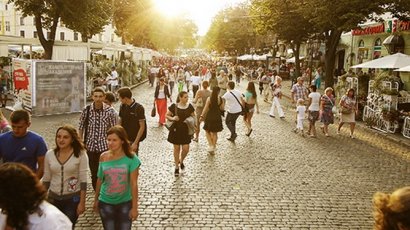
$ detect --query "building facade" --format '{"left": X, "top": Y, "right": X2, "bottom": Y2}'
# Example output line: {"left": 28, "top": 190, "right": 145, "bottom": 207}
{"left": 0, "top": 1, "right": 122, "bottom": 44}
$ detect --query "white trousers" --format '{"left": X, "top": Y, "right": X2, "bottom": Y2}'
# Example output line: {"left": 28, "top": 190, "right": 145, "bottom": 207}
{"left": 269, "top": 96, "right": 285, "bottom": 117}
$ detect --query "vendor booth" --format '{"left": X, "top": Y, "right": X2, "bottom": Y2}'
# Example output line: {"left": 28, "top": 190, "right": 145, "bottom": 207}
{"left": 349, "top": 52, "right": 410, "bottom": 138}
{"left": 11, "top": 59, "right": 86, "bottom": 116}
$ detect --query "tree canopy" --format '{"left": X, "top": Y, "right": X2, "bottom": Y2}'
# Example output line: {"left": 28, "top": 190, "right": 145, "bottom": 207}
{"left": 10, "top": 0, "right": 113, "bottom": 59}
{"left": 251, "top": 0, "right": 315, "bottom": 78}
{"left": 112, "top": 0, "right": 198, "bottom": 53}
{"left": 203, "top": 3, "right": 257, "bottom": 55}
{"left": 250, "top": 0, "right": 410, "bottom": 87}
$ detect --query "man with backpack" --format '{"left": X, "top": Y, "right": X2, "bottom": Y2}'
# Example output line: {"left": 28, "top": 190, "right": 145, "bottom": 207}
{"left": 78, "top": 87, "right": 117, "bottom": 190}
{"left": 118, "top": 87, "right": 147, "bottom": 154}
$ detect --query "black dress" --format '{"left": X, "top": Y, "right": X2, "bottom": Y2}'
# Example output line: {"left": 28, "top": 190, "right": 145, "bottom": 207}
{"left": 167, "top": 103, "right": 195, "bottom": 145}
{"left": 203, "top": 98, "right": 223, "bottom": 132}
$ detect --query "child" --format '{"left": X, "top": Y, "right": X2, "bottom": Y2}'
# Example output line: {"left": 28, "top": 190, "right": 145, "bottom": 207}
{"left": 294, "top": 98, "right": 306, "bottom": 137}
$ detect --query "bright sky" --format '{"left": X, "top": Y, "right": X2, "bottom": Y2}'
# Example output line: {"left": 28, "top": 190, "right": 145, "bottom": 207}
{"left": 152, "top": 0, "right": 247, "bottom": 36}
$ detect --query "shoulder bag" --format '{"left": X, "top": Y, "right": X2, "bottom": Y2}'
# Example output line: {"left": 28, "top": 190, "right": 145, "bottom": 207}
{"left": 230, "top": 92, "right": 246, "bottom": 116}
{"left": 165, "top": 104, "right": 177, "bottom": 131}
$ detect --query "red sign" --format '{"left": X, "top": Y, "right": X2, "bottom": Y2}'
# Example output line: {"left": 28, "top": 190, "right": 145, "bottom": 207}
{"left": 352, "top": 24, "right": 385, "bottom": 36}
{"left": 399, "top": 21, "right": 410, "bottom": 31}
{"left": 13, "top": 69, "right": 29, "bottom": 90}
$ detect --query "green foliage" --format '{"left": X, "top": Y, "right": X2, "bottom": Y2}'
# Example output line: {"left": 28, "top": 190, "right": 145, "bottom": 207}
{"left": 112, "top": 0, "right": 198, "bottom": 52}
{"left": 203, "top": 3, "right": 257, "bottom": 54}
{"left": 62, "top": 0, "right": 112, "bottom": 42}
{"left": 250, "top": 0, "right": 315, "bottom": 77}
{"left": 9, "top": 0, "right": 112, "bottom": 58}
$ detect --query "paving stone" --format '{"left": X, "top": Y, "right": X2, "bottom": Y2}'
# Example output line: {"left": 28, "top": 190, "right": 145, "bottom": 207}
{"left": 25, "top": 80, "right": 410, "bottom": 229}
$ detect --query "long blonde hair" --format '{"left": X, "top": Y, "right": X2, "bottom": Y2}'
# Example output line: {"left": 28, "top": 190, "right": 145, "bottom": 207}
{"left": 373, "top": 186, "right": 410, "bottom": 230}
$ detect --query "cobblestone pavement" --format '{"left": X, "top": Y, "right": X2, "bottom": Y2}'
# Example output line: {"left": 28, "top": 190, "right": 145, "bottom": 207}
{"left": 17, "top": 80, "right": 410, "bottom": 229}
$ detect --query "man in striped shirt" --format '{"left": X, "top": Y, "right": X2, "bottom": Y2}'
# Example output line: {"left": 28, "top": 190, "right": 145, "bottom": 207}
{"left": 78, "top": 87, "right": 117, "bottom": 190}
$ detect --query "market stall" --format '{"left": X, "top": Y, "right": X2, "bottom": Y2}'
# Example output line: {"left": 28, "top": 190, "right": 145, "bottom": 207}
{"left": 350, "top": 53, "right": 410, "bottom": 138}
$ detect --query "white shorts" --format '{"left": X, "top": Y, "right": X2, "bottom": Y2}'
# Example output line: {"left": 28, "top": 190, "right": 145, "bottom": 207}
{"left": 297, "top": 118, "right": 304, "bottom": 130}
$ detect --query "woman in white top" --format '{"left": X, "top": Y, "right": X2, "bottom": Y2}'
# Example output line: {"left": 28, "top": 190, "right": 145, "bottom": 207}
{"left": 269, "top": 77, "right": 285, "bottom": 118}
{"left": 0, "top": 163, "right": 72, "bottom": 230}
{"left": 43, "top": 125, "right": 89, "bottom": 226}
{"left": 337, "top": 88, "right": 358, "bottom": 138}
{"left": 307, "top": 85, "right": 321, "bottom": 137}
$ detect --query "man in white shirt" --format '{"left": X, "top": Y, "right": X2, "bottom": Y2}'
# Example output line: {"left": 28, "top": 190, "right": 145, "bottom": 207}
{"left": 190, "top": 71, "right": 202, "bottom": 97}
{"left": 108, "top": 66, "right": 119, "bottom": 92}
{"left": 222, "top": 81, "right": 245, "bottom": 142}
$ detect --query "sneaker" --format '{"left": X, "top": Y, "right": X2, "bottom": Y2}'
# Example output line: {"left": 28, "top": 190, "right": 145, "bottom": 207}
{"left": 207, "top": 146, "right": 214, "bottom": 152}
{"left": 269, "top": 115, "right": 275, "bottom": 118}
{"left": 350, "top": 134, "right": 355, "bottom": 139}
{"left": 227, "top": 137, "right": 235, "bottom": 142}
{"left": 336, "top": 130, "right": 340, "bottom": 135}
{"left": 180, "top": 162, "right": 185, "bottom": 170}
{"left": 280, "top": 116, "right": 285, "bottom": 119}
{"left": 174, "top": 168, "right": 179, "bottom": 176}
{"left": 292, "top": 128, "right": 298, "bottom": 133}
{"left": 309, "top": 135, "right": 317, "bottom": 138}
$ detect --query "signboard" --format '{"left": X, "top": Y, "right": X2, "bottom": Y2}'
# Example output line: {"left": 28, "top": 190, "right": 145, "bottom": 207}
{"left": 33, "top": 61, "right": 86, "bottom": 116}
{"left": 12, "top": 59, "right": 33, "bottom": 112}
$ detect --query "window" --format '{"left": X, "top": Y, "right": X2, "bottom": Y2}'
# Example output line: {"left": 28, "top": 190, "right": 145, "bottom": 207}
{"left": 47, "top": 31, "right": 51, "bottom": 40}
{"left": 20, "top": 17, "right": 25, "bottom": 26}
{"left": 99, "top": 34, "right": 102, "bottom": 42}
{"left": 33, "top": 31, "right": 38, "bottom": 38}
{"left": 60, "top": 20, "right": 65, "bottom": 27}
{"left": 20, "top": 30, "right": 25, "bottom": 38}
{"left": 60, "top": 32, "right": 65, "bottom": 40}
{"left": 5, "top": 4, "right": 8, "bottom": 11}
{"left": 33, "top": 17, "right": 36, "bottom": 25}
{"left": 111, "top": 33, "right": 114, "bottom": 42}
{"left": 373, "top": 38, "right": 382, "bottom": 59}
{"left": 357, "top": 39, "right": 368, "bottom": 63}
{"left": 5, "top": 21, "right": 10, "bottom": 31}
{"left": 74, "top": 32, "right": 78, "bottom": 41}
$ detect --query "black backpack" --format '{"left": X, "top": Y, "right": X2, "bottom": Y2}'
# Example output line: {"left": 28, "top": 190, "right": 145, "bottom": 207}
{"left": 128, "top": 102, "right": 147, "bottom": 142}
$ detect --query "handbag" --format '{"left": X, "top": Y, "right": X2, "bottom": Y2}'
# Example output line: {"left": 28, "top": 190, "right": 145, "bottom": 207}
{"left": 324, "top": 95, "right": 337, "bottom": 114}
{"left": 151, "top": 103, "right": 156, "bottom": 117}
{"left": 195, "top": 97, "right": 203, "bottom": 107}
{"left": 341, "top": 107, "right": 352, "bottom": 114}
{"left": 165, "top": 103, "right": 177, "bottom": 131}
{"left": 230, "top": 92, "right": 245, "bottom": 116}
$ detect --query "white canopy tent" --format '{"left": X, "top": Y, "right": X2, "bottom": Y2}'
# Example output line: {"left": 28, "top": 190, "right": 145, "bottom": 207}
{"left": 351, "top": 53, "right": 410, "bottom": 69}
{"left": 394, "top": 65, "right": 410, "bottom": 72}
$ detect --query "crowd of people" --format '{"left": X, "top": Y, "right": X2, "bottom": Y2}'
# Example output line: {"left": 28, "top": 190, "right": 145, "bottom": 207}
{"left": 0, "top": 58, "right": 407, "bottom": 230}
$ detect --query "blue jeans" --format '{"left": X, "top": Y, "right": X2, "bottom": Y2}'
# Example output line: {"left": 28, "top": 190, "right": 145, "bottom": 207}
{"left": 50, "top": 195, "right": 80, "bottom": 226}
{"left": 99, "top": 200, "right": 132, "bottom": 230}
{"left": 226, "top": 112, "right": 241, "bottom": 138}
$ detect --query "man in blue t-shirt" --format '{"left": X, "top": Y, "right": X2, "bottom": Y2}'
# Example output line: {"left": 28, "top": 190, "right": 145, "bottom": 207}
{"left": 0, "top": 110, "right": 47, "bottom": 178}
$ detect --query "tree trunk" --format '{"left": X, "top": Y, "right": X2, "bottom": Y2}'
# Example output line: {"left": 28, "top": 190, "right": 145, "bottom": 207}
{"left": 324, "top": 29, "right": 343, "bottom": 88}
{"left": 81, "top": 34, "right": 88, "bottom": 42}
{"left": 34, "top": 12, "right": 60, "bottom": 60}
{"left": 293, "top": 42, "right": 301, "bottom": 79}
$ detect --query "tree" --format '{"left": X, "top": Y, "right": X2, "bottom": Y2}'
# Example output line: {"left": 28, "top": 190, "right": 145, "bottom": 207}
{"left": 62, "top": 0, "right": 113, "bottom": 42}
{"left": 10, "top": 0, "right": 112, "bottom": 59}
{"left": 303, "top": 0, "right": 410, "bottom": 87}
{"left": 250, "top": 0, "right": 315, "bottom": 78}
{"left": 203, "top": 4, "right": 257, "bottom": 55}
{"left": 112, "top": 1, "right": 197, "bottom": 52}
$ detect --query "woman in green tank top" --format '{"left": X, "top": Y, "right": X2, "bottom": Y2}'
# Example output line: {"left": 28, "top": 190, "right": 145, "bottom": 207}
{"left": 93, "top": 126, "right": 141, "bottom": 230}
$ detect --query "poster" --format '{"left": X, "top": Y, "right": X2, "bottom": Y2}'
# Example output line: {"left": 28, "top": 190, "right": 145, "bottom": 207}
{"left": 34, "top": 61, "right": 85, "bottom": 116}
{"left": 12, "top": 59, "right": 33, "bottom": 112}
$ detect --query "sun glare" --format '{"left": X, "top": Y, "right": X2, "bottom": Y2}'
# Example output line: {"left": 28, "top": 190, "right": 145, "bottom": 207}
{"left": 153, "top": 0, "right": 188, "bottom": 17}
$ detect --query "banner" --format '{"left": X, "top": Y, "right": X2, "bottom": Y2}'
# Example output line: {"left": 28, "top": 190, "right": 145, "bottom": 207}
{"left": 34, "top": 61, "right": 85, "bottom": 116}
{"left": 12, "top": 59, "right": 33, "bottom": 112}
